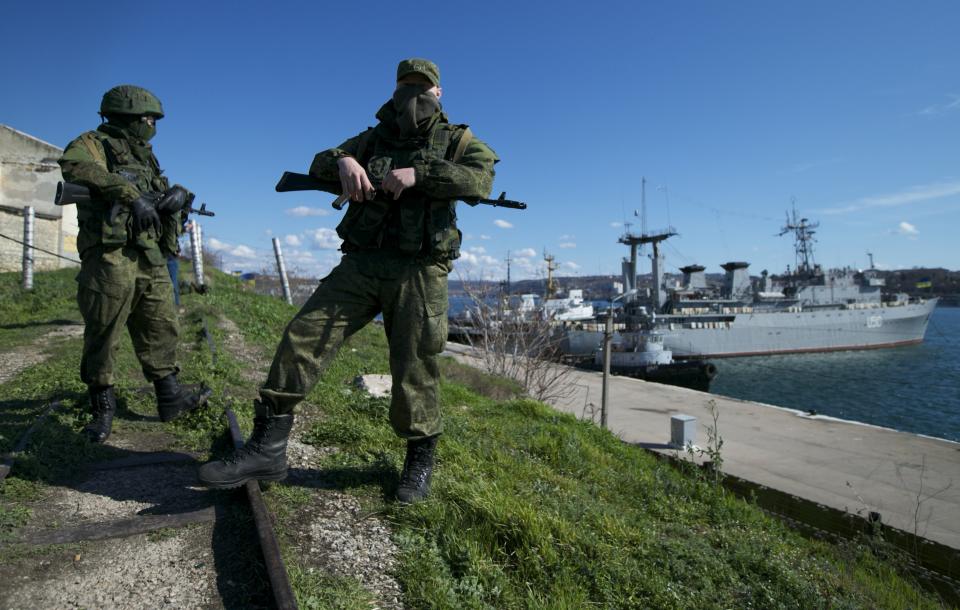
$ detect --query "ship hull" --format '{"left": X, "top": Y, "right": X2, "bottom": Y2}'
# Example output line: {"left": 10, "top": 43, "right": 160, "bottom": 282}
{"left": 577, "top": 359, "right": 718, "bottom": 392}
{"left": 562, "top": 299, "right": 938, "bottom": 359}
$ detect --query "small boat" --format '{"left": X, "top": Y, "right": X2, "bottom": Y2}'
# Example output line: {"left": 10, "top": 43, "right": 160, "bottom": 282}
{"left": 586, "top": 327, "right": 718, "bottom": 392}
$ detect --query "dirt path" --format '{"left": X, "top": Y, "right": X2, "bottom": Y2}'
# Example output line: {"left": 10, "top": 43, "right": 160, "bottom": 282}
{"left": 1, "top": 312, "right": 405, "bottom": 609}
{"left": 0, "top": 323, "right": 84, "bottom": 386}
{"left": 1, "top": 321, "right": 228, "bottom": 610}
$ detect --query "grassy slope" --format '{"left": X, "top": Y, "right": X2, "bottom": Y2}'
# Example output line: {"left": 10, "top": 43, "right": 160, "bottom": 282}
{"left": 0, "top": 268, "right": 948, "bottom": 609}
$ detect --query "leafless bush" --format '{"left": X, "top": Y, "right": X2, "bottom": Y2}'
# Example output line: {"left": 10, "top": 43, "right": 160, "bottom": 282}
{"left": 455, "top": 274, "right": 578, "bottom": 404}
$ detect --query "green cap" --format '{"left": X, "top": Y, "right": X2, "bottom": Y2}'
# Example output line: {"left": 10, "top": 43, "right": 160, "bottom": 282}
{"left": 396, "top": 58, "right": 440, "bottom": 87}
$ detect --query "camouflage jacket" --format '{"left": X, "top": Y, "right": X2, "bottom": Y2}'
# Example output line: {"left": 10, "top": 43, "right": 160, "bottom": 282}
{"left": 59, "top": 124, "right": 181, "bottom": 265}
{"left": 309, "top": 102, "right": 498, "bottom": 260}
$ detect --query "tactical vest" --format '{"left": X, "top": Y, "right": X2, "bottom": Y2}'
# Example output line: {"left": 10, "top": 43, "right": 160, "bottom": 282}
{"left": 74, "top": 128, "right": 173, "bottom": 265}
{"left": 335, "top": 123, "right": 470, "bottom": 260}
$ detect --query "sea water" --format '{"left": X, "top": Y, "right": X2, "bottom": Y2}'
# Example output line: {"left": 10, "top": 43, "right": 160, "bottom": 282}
{"left": 710, "top": 306, "right": 960, "bottom": 442}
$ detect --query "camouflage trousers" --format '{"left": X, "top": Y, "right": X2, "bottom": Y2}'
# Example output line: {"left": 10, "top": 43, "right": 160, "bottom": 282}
{"left": 76, "top": 245, "right": 179, "bottom": 387}
{"left": 260, "top": 250, "right": 450, "bottom": 439}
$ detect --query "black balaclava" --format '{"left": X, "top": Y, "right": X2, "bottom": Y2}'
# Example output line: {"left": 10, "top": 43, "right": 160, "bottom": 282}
{"left": 106, "top": 114, "right": 157, "bottom": 142}
{"left": 392, "top": 84, "right": 441, "bottom": 138}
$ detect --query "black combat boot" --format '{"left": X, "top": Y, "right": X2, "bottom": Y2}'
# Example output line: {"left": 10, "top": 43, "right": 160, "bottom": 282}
{"left": 83, "top": 385, "right": 117, "bottom": 444}
{"left": 153, "top": 373, "right": 211, "bottom": 422}
{"left": 197, "top": 401, "right": 294, "bottom": 489}
{"left": 396, "top": 435, "right": 439, "bottom": 504}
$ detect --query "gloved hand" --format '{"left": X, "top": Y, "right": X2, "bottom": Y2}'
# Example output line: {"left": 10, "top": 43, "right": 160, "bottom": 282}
{"left": 130, "top": 195, "right": 162, "bottom": 234}
{"left": 156, "top": 184, "right": 193, "bottom": 214}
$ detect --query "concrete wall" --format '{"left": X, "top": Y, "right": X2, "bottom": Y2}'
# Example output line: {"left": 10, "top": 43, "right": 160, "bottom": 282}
{"left": 0, "top": 124, "right": 78, "bottom": 272}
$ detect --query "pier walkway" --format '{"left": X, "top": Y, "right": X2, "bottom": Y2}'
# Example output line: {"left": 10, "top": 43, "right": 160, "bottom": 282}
{"left": 443, "top": 343, "right": 960, "bottom": 552}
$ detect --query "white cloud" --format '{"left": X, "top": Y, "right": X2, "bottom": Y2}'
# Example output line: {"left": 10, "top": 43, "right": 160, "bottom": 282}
{"left": 206, "top": 237, "right": 259, "bottom": 259}
{"left": 231, "top": 245, "right": 257, "bottom": 258}
{"left": 459, "top": 251, "right": 498, "bottom": 266}
{"left": 467, "top": 246, "right": 486, "bottom": 254}
{"left": 563, "top": 261, "right": 581, "bottom": 270}
{"left": 918, "top": 94, "right": 960, "bottom": 116}
{"left": 610, "top": 221, "right": 622, "bottom": 228}
{"left": 284, "top": 234, "right": 302, "bottom": 247}
{"left": 207, "top": 237, "right": 229, "bottom": 251}
{"left": 558, "top": 242, "right": 576, "bottom": 249}
{"left": 286, "top": 206, "right": 330, "bottom": 217}
{"left": 306, "top": 228, "right": 342, "bottom": 250}
{"left": 479, "top": 234, "right": 492, "bottom": 240}
{"left": 494, "top": 219, "right": 513, "bottom": 229}
{"left": 897, "top": 221, "right": 919, "bottom": 237}
{"left": 819, "top": 181, "right": 960, "bottom": 215}
{"left": 515, "top": 248, "right": 537, "bottom": 257}
{"left": 559, "top": 234, "right": 574, "bottom": 240}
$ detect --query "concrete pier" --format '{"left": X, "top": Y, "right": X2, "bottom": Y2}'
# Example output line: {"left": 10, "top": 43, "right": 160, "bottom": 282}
{"left": 443, "top": 343, "right": 960, "bottom": 552}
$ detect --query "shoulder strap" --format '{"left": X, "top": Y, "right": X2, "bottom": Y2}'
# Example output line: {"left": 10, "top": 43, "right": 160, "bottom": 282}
{"left": 77, "top": 132, "right": 108, "bottom": 166}
{"left": 355, "top": 128, "right": 377, "bottom": 164}
{"left": 452, "top": 127, "right": 473, "bottom": 163}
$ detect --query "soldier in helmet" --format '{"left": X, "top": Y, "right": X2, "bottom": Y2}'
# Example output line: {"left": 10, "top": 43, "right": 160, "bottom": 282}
{"left": 199, "top": 59, "right": 498, "bottom": 503}
{"left": 59, "top": 85, "right": 208, "bottom": 443}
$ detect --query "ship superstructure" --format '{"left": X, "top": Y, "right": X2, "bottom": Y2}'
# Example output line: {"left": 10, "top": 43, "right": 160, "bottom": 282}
{"left": 565, "top": 210, "right": 938, "bottom": 359}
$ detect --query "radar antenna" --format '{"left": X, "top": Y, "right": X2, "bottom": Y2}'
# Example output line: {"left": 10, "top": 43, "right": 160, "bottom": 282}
{"left": 778, "top": 199, "right": 818, "bottom": 275}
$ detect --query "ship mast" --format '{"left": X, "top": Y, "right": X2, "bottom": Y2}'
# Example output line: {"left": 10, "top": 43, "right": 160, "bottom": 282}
{"left": 544, "top": 250, "right": 558, "bottom": 299}
{"left": 619, "top": 175, "right": 677, "bottom": 310}
{"left": 779, "top": 201, "right": 819, "bottom": 275}
{"left": 504, "top": 250, "right": 512, "bottom": 296}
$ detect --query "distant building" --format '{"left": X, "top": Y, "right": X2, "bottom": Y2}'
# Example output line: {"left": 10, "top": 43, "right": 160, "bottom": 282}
{"left": 0, "top": 124, "right": 78, "bottom": 272}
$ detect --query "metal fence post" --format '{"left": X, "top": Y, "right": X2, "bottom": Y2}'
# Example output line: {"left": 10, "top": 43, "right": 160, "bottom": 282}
{"left": 272, "top": 237, "right": 292, "bottom": 305}
{"left": 601, "top": 313, "right": 613, "bottom": 430}
{"left": 22, "top": 206, "right": 35, "bottom": 290}
{"left": 190, "top": 221, "right": 204, "bottom": 288}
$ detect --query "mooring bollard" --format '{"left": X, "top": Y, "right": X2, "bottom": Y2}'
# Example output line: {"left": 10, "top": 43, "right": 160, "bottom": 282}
{"left": 272, "top": 237, "right": 292, "bottom": 305}
{"left": 671, "top": 414, "right": 697, "bottom": 449}
{"left": 22, "top": 206, "right": 35, "bottom": 290}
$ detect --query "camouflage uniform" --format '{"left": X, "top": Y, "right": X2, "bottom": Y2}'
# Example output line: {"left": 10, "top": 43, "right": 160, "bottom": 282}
{"left": 60, "top": 122, "right": 183, "bottom": 386}
{"left": 262, "top": 101, "right": 497, "bottom": 438}
{"left": 59, "top": 85, "right": 205, "bottom": 443}
{"left": 198, "top": 59, "right": 498, "bottom": 499}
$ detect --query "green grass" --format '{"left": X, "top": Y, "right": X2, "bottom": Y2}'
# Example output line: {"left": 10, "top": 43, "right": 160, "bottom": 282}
{"left": 0, "top": 268, "right": 950, "bottom": 609}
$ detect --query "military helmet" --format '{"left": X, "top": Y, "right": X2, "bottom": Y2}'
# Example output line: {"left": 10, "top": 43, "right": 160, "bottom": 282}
{"left": 99, "top": 85, "right": 164, "bottom": 118}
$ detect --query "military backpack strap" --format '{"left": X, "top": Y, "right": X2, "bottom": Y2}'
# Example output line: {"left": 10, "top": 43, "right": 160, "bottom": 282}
{"left": 451, "top": 127, "right": 473, "bottom": 163}
{"left": 354, "top": 128, "right": 377, "bottom": 165}
{"left": 77, "top": 132, "right": 108, "bottom": 167}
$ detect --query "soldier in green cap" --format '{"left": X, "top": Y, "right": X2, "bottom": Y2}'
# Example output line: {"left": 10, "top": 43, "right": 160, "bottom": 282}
{"left": 199, "top": 58, "right": 499, "bottom": 503}
{"left": 59, "top": 85, "right": 209, "bottom": 443}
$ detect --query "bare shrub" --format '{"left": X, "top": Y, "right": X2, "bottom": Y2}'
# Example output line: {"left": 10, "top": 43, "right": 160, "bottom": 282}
{"left": 454, "top": 274, "right": 579, "bottom": 404}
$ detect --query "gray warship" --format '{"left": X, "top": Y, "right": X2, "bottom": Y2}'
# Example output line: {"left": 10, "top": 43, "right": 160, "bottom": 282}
{"left": 564, "top": 210, "right": 939, "bottom": 359}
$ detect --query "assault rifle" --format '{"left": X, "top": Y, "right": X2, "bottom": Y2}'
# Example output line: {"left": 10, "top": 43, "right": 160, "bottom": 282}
{"left": 54, "top": 181, "right": 215, "bottom": 217}
{"left": 274, "top": 171, "right": 526, "bottom": 211}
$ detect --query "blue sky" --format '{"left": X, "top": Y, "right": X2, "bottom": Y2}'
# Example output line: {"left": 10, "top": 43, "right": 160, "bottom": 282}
{"left": 4, "top": 0, "right": 959, "bottom": 281}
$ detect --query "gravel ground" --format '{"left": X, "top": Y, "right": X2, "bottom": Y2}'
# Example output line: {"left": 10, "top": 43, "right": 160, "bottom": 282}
{"left": 0, "top": 323, "right": 83, "bottom": 385}
{"left": 26, "top": 463, "right": 213, "bottom": 529}
{"left": 0, "top": 525, "right": 219, "bottom": 610}
{"left": 2, "top": 312, "right": 407, "bottom": 609}
{"left": 299, "top": 491, "right": 404, "bottom": 610}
